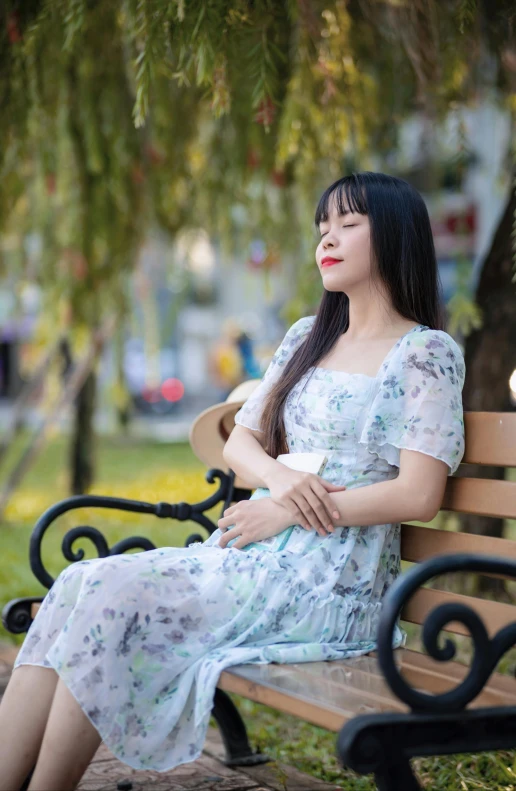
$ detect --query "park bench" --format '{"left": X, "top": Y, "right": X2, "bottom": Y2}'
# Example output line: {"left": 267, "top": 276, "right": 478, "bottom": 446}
{"left": 3, "top": 410, "right": 516, "bottom": 791}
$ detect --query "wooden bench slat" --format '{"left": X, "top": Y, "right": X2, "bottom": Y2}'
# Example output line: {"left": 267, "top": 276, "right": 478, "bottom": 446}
{"left": 441, "top": 477, "right": 516, "bottom": 519}
{"left": 272, "top": 655, "right": 407, "bottom": 710}
{"left": 217, "top": 661, "right": 407, "bottom": 731}
{"left": 300, "top": 650, "right": 516, "bottom": 709}
{"left": 401, "top": 523, "right": 516, "bottom": 565}
{"left": 401, "top": 587, "right": 516, "bottom": 636}
{"left": 463, "top": 413, "right": 516, "bottom": 466}
{"left": 385, "top": 649, "right": 516, "bottom": 706}
{"left": 218, "top": 646, "right": 516, "bottom": 732}
{"left": 396, "top": 647, "right": 516, "bottom": 694}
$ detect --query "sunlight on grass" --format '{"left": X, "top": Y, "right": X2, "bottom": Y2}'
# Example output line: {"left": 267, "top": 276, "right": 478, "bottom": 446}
{"left": 0, "top": 435, "right": 221, "bottom": 646}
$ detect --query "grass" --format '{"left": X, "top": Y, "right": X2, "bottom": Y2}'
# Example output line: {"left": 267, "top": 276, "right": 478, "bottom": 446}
{"left": 0, "top": 433, "right": 218, "bottom": 637}
{"left": 228, "top": 696, "right": 516, "bottom": 790}
{"left": 1, "top": 431, "right": 516, "bottom": 789}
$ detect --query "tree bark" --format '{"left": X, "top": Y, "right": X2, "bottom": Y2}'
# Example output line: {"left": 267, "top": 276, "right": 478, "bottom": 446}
{"left": 70, "top": 368, "right": 97, "bottom": 495}
{"left": 457, "top": 173, "right": 516, "bottom": 596}
{"left": 114, "top": 321, "right": 132, "bottom": 433}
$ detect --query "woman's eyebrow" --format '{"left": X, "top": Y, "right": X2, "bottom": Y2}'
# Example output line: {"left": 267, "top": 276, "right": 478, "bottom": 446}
{"left": 319, "top": 209, "right": 352, "bottom": 226}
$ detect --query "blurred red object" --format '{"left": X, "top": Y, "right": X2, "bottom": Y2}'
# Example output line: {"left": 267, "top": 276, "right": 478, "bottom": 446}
{"left": 161, "top": 378, "right": 184, "bottom": 403}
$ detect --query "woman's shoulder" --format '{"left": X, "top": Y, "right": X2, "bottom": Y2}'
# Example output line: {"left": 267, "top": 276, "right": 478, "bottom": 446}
{"left": 404, "top": 326, "right": 464, "bottom": 359}
{"left": 270, "top": 316, "right": 316, "bottom": 368}
{"left": 279, "top": 315, "right": 316, "bottom": 346}
{"left": 392, "top": 326, "right": 466, "bottom": 384}
{"left": 287, "top": 315, "right": 316, "bottom": 336}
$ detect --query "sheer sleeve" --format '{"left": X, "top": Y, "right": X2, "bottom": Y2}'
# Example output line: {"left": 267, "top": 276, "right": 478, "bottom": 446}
{"left": 358, "top": 329, "right": 466, "bottom": 475}
{"left": 233, "top": 315, "right": 316, "bottom": 433}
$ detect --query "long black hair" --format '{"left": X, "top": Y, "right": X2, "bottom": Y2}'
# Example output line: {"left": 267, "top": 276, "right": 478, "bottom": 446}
{"left": 260, "top": 171, "right": 446, "bottom": 459}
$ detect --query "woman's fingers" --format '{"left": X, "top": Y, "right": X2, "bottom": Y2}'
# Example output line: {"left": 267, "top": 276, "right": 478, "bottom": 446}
{"left": 290, "top": 503, "right": 312, "bottom": 531}
{"left": 314, "top": 482, "right": 342, "bottom": 524}
{"left": 305, "top": 490, "right": 334, "bottom": 533}
{"left": 219, "top": 526, "right": 239, "bottom": 547}
{"left": 294, "top": 494, "right": 328, "bottom": 536}
{"left": 286, "top": 497, "right": 313, "bottom": 532}
{"left": 218, "top": 515, "right": 236, "bottom": 529}
{"left": 286, "top": 494, "right": 326, "bottom": 535}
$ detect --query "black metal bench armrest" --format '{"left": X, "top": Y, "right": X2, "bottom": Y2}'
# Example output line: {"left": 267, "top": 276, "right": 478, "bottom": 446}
{"left": 2, "top": 468, "right": 254, "bottom": 636}
{"left": 338, "top": 552, "right": 516, "bottom": 791}
{"left": 376, "top": 552, "right": 516, "bottom": 713}
{"left": 26, "top": 468, "right": 253, "bottom": 590}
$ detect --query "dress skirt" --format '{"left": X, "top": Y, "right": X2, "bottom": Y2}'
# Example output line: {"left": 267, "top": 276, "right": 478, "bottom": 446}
{"left": 13, "top": 519, "right": 403, "bottom": 772}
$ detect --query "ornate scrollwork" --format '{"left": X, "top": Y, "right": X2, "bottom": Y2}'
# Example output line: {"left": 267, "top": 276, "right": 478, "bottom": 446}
{"left": 1, "top": 597, "right": 43, "bottom": 634}
{"left": 27, "top": 468, "right": 234, "bottom": 590}
{"left": 377, "top": 553, "right": 516, "bottom": 713}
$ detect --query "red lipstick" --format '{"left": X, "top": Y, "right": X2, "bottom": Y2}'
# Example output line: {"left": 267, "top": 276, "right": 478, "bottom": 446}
{"left": 321, "top": 257, "right": 342, "bottom": 267}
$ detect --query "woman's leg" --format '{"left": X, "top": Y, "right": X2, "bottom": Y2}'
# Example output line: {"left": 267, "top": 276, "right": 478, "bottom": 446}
{"left": 26, "top": 676, "right": 102, "bottom": 791}
{"left": 0, "top": 665, "right": 59, "bottom": 791}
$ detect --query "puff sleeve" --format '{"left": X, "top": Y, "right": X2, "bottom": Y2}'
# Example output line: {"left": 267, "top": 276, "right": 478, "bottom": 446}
{"left": 358, "top": 329, "right": 466, "bottom": 475}
{"left": 233, "top": 315, "right": 316, "bottom": 432}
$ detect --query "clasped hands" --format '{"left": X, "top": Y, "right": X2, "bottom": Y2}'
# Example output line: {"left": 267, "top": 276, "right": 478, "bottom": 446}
{"left": 217, "top": 467, "right": 347, "bottom": 550}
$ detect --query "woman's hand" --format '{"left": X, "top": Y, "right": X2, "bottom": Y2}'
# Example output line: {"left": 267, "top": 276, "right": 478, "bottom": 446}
{"left": 264, "top": 465, "right": 347, "bottom": 535}
{"left": 217, "top": 497, "right": 293, "bottom": 550}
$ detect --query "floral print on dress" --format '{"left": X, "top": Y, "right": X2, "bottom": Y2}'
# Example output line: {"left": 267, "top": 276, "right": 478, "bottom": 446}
{"left": 13, "top": 315, "right": 465, "bottom": 773}
{"left": 357, "top": 325, "right": 466, "bottom": 474}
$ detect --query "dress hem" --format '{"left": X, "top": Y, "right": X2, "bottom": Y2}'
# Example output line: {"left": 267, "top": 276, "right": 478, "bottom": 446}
{"left": 39, "top": 652, "right": 208, "bottom": 773}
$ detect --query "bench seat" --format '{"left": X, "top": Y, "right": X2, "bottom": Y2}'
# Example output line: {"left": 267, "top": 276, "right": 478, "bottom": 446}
{"left": 218, "top": 648, "right": 516, "bottom": 732}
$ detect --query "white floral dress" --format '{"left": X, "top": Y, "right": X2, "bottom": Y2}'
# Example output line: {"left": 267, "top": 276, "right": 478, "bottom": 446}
{"left": 13, "top": 316, "right": 466, "bottom": 772}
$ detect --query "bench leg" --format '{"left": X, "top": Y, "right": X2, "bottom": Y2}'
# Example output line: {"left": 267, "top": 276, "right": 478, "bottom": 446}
{"left": 338, "top": 707, "right": 516, "bottom": 791}
{"left": 374, "top": 758, "right": 420, "bottom": 791}
{"left": 211, "top": 688, "right": 271, "bottom": 766}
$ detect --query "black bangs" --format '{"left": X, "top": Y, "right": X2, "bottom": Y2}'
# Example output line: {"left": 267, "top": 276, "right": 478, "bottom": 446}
{"left": 314, "top": 173, "right": 368, "bottom": 228}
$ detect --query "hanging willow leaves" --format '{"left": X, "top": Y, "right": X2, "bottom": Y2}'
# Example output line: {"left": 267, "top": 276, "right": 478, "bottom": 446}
{"left": 0, "top": 0, "right": 515, "bottom": 495}
{"left": 1, "top": 0, "right": 514, "bottom": 331}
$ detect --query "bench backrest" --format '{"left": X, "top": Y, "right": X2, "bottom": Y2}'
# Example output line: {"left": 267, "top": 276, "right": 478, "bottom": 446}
{"left": 399, "top": 411, "right": 516, "bottom": 636}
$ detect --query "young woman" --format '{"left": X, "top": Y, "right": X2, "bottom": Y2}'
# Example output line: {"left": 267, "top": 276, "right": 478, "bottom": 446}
{"left": 0, "top": 171, "right": 465, "bottom": 790}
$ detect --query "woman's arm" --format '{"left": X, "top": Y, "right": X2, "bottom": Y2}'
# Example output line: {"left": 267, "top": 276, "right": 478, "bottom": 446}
{"left": 223, "top": 425, "right": 282, "bottom": 489}
{"left": 328, "top": 449, "right": 449, "bottom": 527}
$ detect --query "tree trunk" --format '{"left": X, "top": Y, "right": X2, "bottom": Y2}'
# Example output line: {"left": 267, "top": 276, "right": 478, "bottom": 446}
{"left": 457, "top": 172, "right": 516, "bottom": 596}
{"left": 70, "top": 368, "right": 97, "bottom": 495}
{"left": 114, "top": 321, "right": 132, "bottom": 433}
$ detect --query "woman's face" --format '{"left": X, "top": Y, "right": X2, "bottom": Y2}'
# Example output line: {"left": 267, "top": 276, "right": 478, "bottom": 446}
{"left": 315, "top": 195, "right": 373, "bottom": 293}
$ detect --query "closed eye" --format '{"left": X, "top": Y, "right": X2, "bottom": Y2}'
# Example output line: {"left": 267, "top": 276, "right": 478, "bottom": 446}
{"left": 320, "top": 225, "right": 356, "bottom": 237}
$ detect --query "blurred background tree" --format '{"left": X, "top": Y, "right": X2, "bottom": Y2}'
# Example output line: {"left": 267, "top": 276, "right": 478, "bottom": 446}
{"left": 1, "top": 0, "right": 515, "bottom": 524}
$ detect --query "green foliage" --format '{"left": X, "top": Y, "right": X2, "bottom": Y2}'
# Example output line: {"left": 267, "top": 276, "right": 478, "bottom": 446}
{"left": 2, "top": 0, "right": 515, "bottom": 334}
